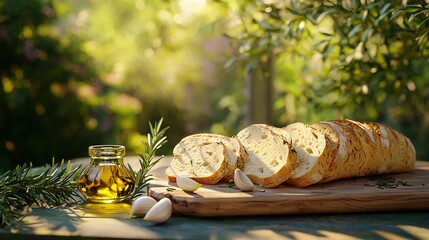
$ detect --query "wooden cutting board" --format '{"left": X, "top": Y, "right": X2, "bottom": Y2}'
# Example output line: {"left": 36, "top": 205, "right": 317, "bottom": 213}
{"left": 148, "top": 161, "right": 429, "bottom": 217}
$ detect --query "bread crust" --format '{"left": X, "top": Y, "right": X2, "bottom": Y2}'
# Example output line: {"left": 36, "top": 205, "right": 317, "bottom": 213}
{"left": 310, "top": 122, "right": 343, "bottom": 173}
{"left": 284, "top": 122, "right": 331, "bottom": 187}
{"left": 319, "top": 120, "right": 416, "bottom": 184}
{"left": 319, "top": 120, "right": 364, "bottom": 182}
{"left": 361, "top": 122, "right": 390, "bottom": 174}
{"left": 340, "top": 119, "right": 380, "bottom": 177}
{"left": 382, "top": 124, "right": 415, "bottom": 173}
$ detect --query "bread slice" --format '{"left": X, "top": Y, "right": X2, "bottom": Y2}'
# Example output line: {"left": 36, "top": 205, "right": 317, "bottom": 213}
{"left": 382, "top": 124, "right": 415, "bottom": 173}
{"left": 165, "top": 139, "right": 228, "bottom": 184}
{"left": 403, "top": 135, "right": 416, "bottom": 171}
{"left": 339, "top": 119, "right": 380, "bottom": 176}
{"left": 310, "top": 121, "right": 347, "bottom": 174}
{"left": 179, "top": 133, "right": 247, "bottom": 181}
{"left": 360, "top": 121, "right": 415, "bottom": 174}
{"left": 361, "top": 122, "right": 391, "bottom": 174}
{"left": 235, "top": 124, "right": 297, "bottom": 188}
{"left": 314, "top": 120, "right": 363, "bottom": 182}
{"left": 284, "top": 122, "right": 330, "bottom": 187}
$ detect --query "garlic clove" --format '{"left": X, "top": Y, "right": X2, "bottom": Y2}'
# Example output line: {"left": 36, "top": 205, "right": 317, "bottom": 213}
{"left": 176, "top": 174, "right": 201, "bottom": 192}
{"left": 130, "top": 196, "right": 157, "bottom": 218}
{"left": 143, "top": 198, "right": 172, "bottom": 224}
{"left": 234, "top": 168, "right": 254, "bottom": 192}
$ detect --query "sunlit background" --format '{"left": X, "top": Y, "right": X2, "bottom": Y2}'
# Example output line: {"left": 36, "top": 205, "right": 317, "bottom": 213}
{"left": 1, "top": 0, "right": 428, "bottom": 169}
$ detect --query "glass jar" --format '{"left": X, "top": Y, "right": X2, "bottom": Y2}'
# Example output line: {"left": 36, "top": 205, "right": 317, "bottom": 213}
{"left": 77, "top": 145, "right": 135, "bottom": 203}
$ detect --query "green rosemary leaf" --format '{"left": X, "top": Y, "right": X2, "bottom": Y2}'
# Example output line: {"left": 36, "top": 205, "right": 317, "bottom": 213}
{"left": 128, "top": 118, "right": 169, "bottom": 200}
{"left": 0, "top": 160, "right": 83, "bottom": 228}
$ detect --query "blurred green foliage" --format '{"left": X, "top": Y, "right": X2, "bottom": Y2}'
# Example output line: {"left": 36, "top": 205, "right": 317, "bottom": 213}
{"left": 59, "top": 0, "right": 239, "bottom": 151}
{"left": 0, "top": 0, "right": 107, "bottom": 169}
{"left": 0, "top": 0, "right": 428, "bottom": 169}
{"left": 217, "top": 0, "right": 429, "bottom": 160}
{"left": 0, "top": 0, "right": 235, "bottom": 169}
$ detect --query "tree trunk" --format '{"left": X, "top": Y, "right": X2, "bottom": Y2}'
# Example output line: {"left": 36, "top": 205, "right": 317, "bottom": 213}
{"left": 245, "top": 55, "right": 275, "bottom": 125}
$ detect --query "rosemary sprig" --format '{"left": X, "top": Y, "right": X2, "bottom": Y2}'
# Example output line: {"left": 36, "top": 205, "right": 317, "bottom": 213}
{"left": 127, "top": 118, "right": 169, "bottom": 199}
{"left": 0, "top": 119, "right": 168, "bottom": 228}
{"left": 0, "top": 160, "right": 82, "bottom": 228}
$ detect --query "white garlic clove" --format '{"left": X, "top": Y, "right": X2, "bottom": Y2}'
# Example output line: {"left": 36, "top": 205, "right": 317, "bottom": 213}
{"left": 176, "top": 174, "right": 201, "bottom": 192}
{"left": 234, "top": 168, "right": 254, "bottom": 192}
{"left": 130, "top": 196, "right": 157, "bottom": 218}
{"left": 144, "top": 198, "right": 173, "bottom": 224}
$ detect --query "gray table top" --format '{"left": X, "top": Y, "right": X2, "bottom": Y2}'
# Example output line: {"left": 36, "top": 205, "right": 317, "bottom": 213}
{"left": 1, "top": 156, "right": 428, "bottom": 239}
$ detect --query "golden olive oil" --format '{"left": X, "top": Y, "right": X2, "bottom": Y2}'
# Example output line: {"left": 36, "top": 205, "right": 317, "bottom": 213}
{"left": 77, "top": 164, "right": 134, "bottom": 203}
{"left": 77, "top": 145, "right": 135, "bottom": 203}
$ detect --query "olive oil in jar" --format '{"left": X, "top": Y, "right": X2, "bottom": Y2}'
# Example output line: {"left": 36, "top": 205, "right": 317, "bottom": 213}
{"left": 77, "top": 145, "right": 135, "bottom": 203}
{"left": 77, "top": 164, "right": 134, "bottom": 203}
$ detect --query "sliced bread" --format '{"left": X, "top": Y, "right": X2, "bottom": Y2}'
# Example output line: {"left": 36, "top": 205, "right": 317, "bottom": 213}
{"left": 310, "top": 121, "right": 347, "bottom": 175}
{"left": 235, "top": 124, "right": 297, "bottom": 188}
{"left": 317, "top": 120, "right": 415, "bottom": 183}
{"left": 316, "top": 120, "right": 364, "bottom": 182}
{"left": 284, "top": 122, "right": 330, "bottom": 187}
{"left": 165, "top": 119, "right": 416, "bottom": 188}
{"left": 180, "top": 133, "right": 247, "bottom": 181}
{"left": 382, "top": 124, "right": 415, "bottom": 173}
{"left": 361, "top": 122, "right": 391, "bottom": 174}
{"left": 338, "top": 119, "right": 380, "bottom": 177}
{"left": 165, "top": 139, "right": 228, "bottom": 184}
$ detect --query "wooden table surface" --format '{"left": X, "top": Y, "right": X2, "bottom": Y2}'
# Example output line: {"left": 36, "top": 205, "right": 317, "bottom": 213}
{"left": 1, "top": 156, "right": 428, "bottom": 240}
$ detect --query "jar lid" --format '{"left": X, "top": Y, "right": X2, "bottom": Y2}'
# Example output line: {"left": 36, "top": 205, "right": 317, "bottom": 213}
{"left": 89, "top": 145, "right": 125, "bottom": 157}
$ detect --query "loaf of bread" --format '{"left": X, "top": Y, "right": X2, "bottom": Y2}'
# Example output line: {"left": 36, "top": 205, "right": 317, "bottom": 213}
{"left": 165, "top": 119, "right": 416, "bottom": 188}
{"left": 293, "top": 119, "right": 415, "bottom": 186}
{"left": 235, "top": 124, "right": 297, "bottom": 188}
